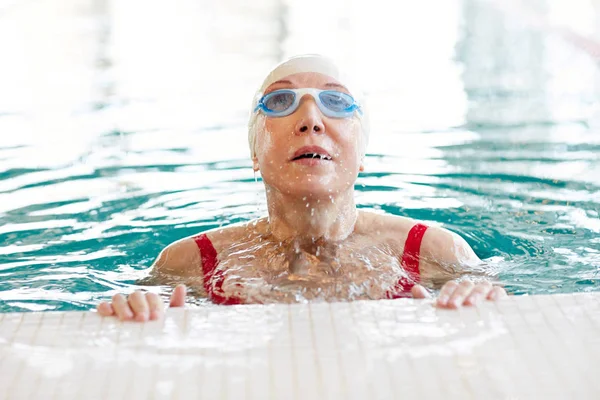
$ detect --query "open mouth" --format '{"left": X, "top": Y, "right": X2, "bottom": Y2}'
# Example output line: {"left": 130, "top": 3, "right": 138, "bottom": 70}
{"left": 292, "top": 153, "right": 333, "bottom": 161}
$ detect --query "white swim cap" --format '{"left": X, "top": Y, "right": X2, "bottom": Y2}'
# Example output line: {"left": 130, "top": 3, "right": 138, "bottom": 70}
{"left": 247, "top": 54, "right": 370, "bottom": 160}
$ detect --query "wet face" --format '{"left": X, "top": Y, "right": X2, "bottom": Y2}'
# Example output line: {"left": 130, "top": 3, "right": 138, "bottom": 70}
{"left": 253, "top": 72, "right": 364, "bottom": 199}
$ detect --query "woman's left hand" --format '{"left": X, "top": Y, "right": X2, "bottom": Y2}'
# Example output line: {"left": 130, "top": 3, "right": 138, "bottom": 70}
{"left": 411, "top": 280, "right": 507, "bottom": 309}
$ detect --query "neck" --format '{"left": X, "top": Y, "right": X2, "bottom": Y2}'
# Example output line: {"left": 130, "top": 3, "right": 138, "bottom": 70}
{"left": 264, "top": 185, "right": 358, "bottom": 243}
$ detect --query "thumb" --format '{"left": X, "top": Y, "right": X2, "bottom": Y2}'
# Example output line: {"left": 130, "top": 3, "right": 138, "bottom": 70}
{"left": 411, "top": 284, "right": 431, "bottom": 299}
{"left": 169, "top": 284, "right": 187, "bottom": 307}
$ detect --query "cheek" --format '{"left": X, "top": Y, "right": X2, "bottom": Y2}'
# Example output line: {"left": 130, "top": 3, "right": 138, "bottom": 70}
{"left": 255, "top": 117, "right": 275, "bottom": 156}
{"left": 256, "top": 118, "right": 292, "bottom": 164}
{"left": 334, "top": 119, "right": 363, "bottom": 157}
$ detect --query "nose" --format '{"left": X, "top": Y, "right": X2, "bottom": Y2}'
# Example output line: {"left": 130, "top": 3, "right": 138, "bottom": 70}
{"left": 294, "top": 96, "right": 325, "bottom": 135}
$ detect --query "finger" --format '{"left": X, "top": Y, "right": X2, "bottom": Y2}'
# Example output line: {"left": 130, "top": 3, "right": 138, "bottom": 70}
{"left": 447, "top": 280, "right": 475, "bottom": 309}
{"left": 464, "top": 281, "right": 493, "bottom": 306}
{"left": 487, "top": 286, "right": 508, "bottom": 301}
{"left": 128, "top": 291, "right": 150, "bottom": 322}
{"left": 169, "top": 284, "right": 187, "bottom": 308}
{"left": 112, "top": 294, "right": 134, "bottom": 321}
{"left": 96, "top": 301, "right": 115, "bottom": 317}
{"left": 145, "top": 292, "right": 165, "bottom": 320}
{"left": 437, "top": 281, "right": 459, "bottom": 307}
{"left": 411, "top": 284, "right": 431, "bottom": 299}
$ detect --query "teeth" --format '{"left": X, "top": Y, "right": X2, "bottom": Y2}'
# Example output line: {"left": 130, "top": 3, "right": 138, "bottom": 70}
{"left": 308, "top": 153, "right": 331, "bottom": 160}
{"left": 295, "top": 152, "right": 332, "bottom": 161}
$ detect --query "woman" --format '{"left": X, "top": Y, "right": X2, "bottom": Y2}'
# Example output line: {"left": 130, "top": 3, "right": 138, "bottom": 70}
{"left": 97, "top": 55, "right": 507, "bottom": 322}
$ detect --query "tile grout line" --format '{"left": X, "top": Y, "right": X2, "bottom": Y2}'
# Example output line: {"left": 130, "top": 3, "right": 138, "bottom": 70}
{"left": 286, "top": 304, "right": 299, "bottom": 400}
{"left": 172, "top": 309, "right": 188, "bottom": 400}
{"left": 30, "top": 312, "right": 65, "bottom": 400}
{"left": 551, "top": 294, "right": 600, "bottom": 393}
{"left": 441, "top": 306, "right": 474, "bottom": 400}
{"left": 101, "top": 317, "right": 124, "bottom": 400}
{"left": 245, "top": 343, "right": 252, "bottom": 400}
{"left": 69, "top": 312, "right": 93, "bottom": 400}
{"left": 5, "top": 312, "right": 45, "bottom": 400}
{"left": 348, "top": 302, "right": 375, "bottom": 398}
{"left": 195, "top": 309, "right": 208, "bottom": 400}
{"left": 0, "top": 312, "right": 25, "bottom": 384}
{"left": 472, "top": 304, "right": 505, "bottom": 397}
{"left": 492, "top": 299, "right": 541, "bottom": 396}
{"left": 267, "top": 312, "right": 276, "bottom": 400}
{"left": 392, "top": 302, "right": 426, "bottom": 400}
{"left": 307, "top": 303, "right": 325, "bottom": 400}
{"left": 515, "top": 299, "right": 572, "bottom": 395}
{"left": 327, "top": 302, "right": 349, "bottom": 400}
{"left": 533, "top": 296, "right": 593, "bottom": 392}
{"left": 122, "top": 316, "right": 147, "bottom": 400}
{"left": 148, "top": 307, "right": 169, "bottom": 400}
{"left": 221, "top": 309, "right": 229, "bottom": 400}
{"left": 369, "top": 302, "right": 398, "bottom": 399}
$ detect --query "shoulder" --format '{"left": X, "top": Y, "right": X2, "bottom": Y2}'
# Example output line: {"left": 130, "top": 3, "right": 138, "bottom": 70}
{"left": 153, "top": 218, "right": 265, "bottom": 274}
{"left": 419, "top": 225, "right": 481, "bottom": 267}
{"left": 361, "top": 210, "right": 480, "bottom": 267}
{"left": 153, "top": 237, "right": 202, "bottom": 277}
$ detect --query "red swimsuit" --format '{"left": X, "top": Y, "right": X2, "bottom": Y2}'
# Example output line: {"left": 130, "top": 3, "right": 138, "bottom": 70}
{"left": 193, "top": 223, "right": 428, "bottom": 305}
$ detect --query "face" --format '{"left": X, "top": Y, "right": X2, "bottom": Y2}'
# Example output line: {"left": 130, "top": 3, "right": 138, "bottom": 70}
{"left": 252, "top": 72, "right": 364, "bottom": 199}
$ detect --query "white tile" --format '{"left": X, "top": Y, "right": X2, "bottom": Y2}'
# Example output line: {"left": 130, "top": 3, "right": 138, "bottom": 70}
{"left": 2, "top": 293, "right": 600, "bottom": 399}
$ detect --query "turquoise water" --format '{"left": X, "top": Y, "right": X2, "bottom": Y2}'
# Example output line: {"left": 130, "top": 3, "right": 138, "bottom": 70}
{"left": 1, "top": 0, "right": 599, "bottom": 312}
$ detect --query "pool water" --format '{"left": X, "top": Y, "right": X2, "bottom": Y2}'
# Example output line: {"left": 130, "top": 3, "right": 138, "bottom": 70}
{"left": 0, "top": 0, "right": 599, "bottom": 312}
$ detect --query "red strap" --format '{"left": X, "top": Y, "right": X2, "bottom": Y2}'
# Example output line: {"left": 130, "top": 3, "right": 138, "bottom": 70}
{"left": 193, "top": 233, "right": 241, "bottom": 305}
{"left": 195, "top": 224, "right": 428, "bottom": 303}
{"left": 401, "top": 223, "right": 428, "bottom": 282}
{"left": 387, "top": 223, "right": 428, "bottom": 298}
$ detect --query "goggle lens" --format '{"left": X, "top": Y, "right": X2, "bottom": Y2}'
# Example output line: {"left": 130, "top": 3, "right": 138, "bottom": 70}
{"left": 319, "top": 91, "right": 354, "bottom": 113}
{"left": 256, "top": 88, "right": 361, "bottom": 118}
{"left": 263, "top": 91, "right": 295, "bottom": 112}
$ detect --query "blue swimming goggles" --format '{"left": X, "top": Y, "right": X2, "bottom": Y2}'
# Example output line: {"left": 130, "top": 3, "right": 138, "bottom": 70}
{"left": 254, "top": 88, "right": 362, "bottom": 118}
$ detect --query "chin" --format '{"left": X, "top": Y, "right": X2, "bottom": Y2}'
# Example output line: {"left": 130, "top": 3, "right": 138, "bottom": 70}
{"left": 285, "top": 180, "right": 348, "bottom": 199}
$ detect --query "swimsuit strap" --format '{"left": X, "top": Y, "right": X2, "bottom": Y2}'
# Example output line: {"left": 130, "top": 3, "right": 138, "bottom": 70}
{"left": 387, "top": 222, "right": 429, "bottom": 299}
{"left": 193, "top": 224, "right": 429, "bottom": 303}
{"left": 192, "top": 233, "right": 241, "bottom": 305}
{"left": 401, "top": 222, "right": 428, "bottom": 283}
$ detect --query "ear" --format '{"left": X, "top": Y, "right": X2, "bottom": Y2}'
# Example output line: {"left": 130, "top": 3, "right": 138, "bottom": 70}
{"left": 252, "top": 157, "right": 260, "bottom": 172}
{"left": 359, "top": 160, "right": 365, "bottom": 172}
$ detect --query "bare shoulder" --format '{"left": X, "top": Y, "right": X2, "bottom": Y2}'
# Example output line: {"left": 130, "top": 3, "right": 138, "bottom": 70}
{"left": 152, "top": 237, "right": 202, "bottom": 278}
{"left": 419, "top": 225, "right": 481, "bottom": 267}
{"left": 357, "top": 209, "right": 416, "bottom": 243}
{"left": 152, "top": 218, "right": 265, "bottom": 279}
{"left": 200, "top": 217, "right": 267, "bottom": 250}
{"left": 360, "top": 209, "right": 480, "bottom": 266}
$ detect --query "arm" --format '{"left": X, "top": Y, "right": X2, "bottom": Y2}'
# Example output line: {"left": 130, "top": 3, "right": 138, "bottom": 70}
{"left": 413, "top": 225, "right": 507, "bottom": 308}
{"left": 97, "top": 238, "right": 205, "bottom": 321}
{"left": 137, "top": 238, "right": 206, "bottom": 292}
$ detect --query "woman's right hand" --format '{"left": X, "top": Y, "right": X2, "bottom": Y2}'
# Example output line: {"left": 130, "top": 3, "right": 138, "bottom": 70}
{"left": 96, "top": 284, "right": 187, "bottom": 322}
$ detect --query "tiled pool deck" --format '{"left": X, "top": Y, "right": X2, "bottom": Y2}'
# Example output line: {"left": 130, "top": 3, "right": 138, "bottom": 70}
{"left": 1, "top": 293, "right": 599, "bottom": 399}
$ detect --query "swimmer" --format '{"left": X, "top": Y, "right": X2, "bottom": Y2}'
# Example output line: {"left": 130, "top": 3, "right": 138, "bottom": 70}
{"left": 97, "top": 55, "right": 507, "bottom": 322}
